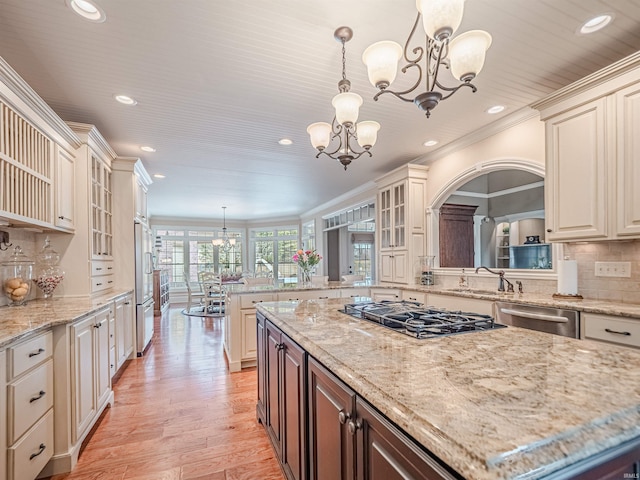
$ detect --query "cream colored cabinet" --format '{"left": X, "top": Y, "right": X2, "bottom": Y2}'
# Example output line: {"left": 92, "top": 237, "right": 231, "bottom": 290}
{"left": 90, "top": 154, "right": 113, "bottom": 259}
{"left": 376, "top": 165, "right": 428, "bottom": 284}
{"left": 542, "top": 98, "right": 608, "bottom": 241}
{"left": 369, "top": 288, "right": 401, "bottom": 302}
{"left": 583, "top": 313, "right": 640, "bottom": 349}
{"left": 134, "top": 172, "right": 149, "bottom": 224}
{"left": 70, "top": 306, "right": 111, "bottom": 443}
{"left": 615, "top": 82, "right": 640, "bottom": 236}
{"left": 275, "top": 289, "right": 340, "bottom": 301}
{"left": 5, "top": 331, "right": 54, "bottom": 480}
{"left": 402, "top": 289, "right": 427, "bottom": 304}
{"left": 225, "top": 292, "right": 275, "bottom": 372}
{"left": 54, "top": 146, "right": 76, "bottom": 231}
{"left": 534, "top": 55, "right": 640, "bottom": 242}
{"left": 426, "top": 293, "right": 494, "bottom": 316}
{"left": 0, "top": 349, "right": 6, "bottom": 480}
{"left": 113, "top": 294, "right": 134, "bottom": 376}
{"left": 340, "top": 287, "right": 371, "bottom": 299}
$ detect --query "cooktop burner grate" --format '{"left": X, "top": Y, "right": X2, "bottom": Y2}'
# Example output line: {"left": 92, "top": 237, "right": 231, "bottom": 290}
{"left": 341, "top": 300, "right": 506, "bottom": 339}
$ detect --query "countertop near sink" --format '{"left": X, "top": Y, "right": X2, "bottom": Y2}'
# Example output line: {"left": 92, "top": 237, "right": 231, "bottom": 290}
{"left": 258, "top": 297, "right": 640, "bottom": 480}
{"left": 0, "top": 289, "right": 133, "bottom": 348}
{"left": 225, "top": 282, "right": 640, "bottom": 319}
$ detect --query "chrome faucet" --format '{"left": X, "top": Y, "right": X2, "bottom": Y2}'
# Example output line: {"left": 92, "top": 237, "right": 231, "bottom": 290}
{"left": 474, "top": 266, "right": 514, "bottom": 293}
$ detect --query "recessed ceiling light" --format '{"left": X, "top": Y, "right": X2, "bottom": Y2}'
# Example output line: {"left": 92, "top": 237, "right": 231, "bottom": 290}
{"left": 140, "top": 146, "right": 156, "bottom": 152}
{"left": 114, "top": 94, "right": 137, "bottom": 106}
{"left": 487, "top": 105, "right": 505, "bottom": 114}
{"left": 153, "top": 174, "right": 166, "bottom": 179}
{"left": 423, "top": 140, "right": 438, "bottom": 147}
{"left": 65, "top": 0, "right": 106, "bottom": 23}
{"left": 278, "top": 138, "right": 293, "bottom": 145}
{"left": 579, "top": 14, "right": 613, "bottom": 34}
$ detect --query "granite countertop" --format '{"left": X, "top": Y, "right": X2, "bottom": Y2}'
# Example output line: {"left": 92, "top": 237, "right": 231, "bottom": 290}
{"left": 226, "top": 282, "right": 640, "bottom": 319}
{"left": 257, "top": 297, "right": 640, "bottom": 480}
{"left": 0, "top": 289, "right": 132, "bottom": 348}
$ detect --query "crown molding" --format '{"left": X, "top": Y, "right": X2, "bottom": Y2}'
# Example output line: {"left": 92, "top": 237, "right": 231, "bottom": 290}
{"left": 531, "top": 51, "right": 640, "bottom": 112}
{"left": 412, "top": 107, "right": 539, "bottom": 165}
{"left": 0, "top": 56, "right": 80, "bottom": 148}
{"left": 302, "top": 181, "right": 377, "bottom": 219}
{"left": 66, "top": 121, "right": 117, "bottom": 160}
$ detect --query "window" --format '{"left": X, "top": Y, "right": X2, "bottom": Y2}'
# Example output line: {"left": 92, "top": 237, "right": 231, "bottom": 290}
{"left": 302, "top": 220, "right": 316, "bottom": 251}
{"left": 154, "top": 228, "right": 243, "bottom": 287}
{"left": 349, "top": 222, "right": 375, "bottom": 282}
{"left": 250, "top": 227, "right": 299, "bottom": 285}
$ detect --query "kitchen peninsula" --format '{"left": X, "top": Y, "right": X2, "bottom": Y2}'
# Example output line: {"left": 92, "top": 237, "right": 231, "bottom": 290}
{"left": 256, "top": 297, "right": 640, "bottom": 479}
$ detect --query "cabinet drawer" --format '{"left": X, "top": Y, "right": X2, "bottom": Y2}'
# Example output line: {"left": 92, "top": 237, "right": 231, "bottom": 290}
{"left": 240, "top": 293, "right": 275, "bottom": 309}
{"left": 8, "top": 408, "right": 54, "bottom": 480}
{"left": 341, "top": 287, "right": 370, "bottom": 298}
{"left": 92, "top": 274, "right": 114, "bottom": 293}
{"left": 584, "top": 313, "right": 640, "bottom": 349}
{"left": 92, "top": 260, "right": 114, "bottom": 276}
{"left": 277, "top": 289, "right": 340, "bottom": 301}
{"left": 9, "top": 359, "right": 54, "bottom": 444}
{"left": 8, "top": 331, "right": 53, "bottom": 380}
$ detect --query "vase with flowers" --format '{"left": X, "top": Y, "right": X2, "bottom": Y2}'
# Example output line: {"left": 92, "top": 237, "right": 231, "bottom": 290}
{"left": 292, "top": 249, "right": 322, "bottom": 286}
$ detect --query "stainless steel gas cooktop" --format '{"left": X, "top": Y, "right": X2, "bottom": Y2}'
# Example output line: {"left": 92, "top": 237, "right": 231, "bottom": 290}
{"left": 341, "top": 300, "right": 506, "bottom": 339}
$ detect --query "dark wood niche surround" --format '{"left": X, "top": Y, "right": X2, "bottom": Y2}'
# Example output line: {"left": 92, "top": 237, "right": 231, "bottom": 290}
{"left": 439, "top": 203, "right": 478, "bottom": 268}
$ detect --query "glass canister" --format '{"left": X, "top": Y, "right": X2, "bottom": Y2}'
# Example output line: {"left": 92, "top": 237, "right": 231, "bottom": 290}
{"left": 2, "top": 246, "right": 34, "bottom": 306}
{"left": 34, "top": 236, "right": 65, "bottom": 299}
{"left": 419, "top": 255, "right": 435, "bottom": 285}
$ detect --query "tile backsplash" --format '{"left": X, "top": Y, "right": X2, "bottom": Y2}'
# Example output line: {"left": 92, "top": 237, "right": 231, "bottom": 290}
{"left": 566, "top": 240, "right": 640, "bottom": 304}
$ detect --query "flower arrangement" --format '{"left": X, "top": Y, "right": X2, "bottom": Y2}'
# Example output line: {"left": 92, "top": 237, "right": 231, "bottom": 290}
{"left": 292, "top": 249, "right": 322, "bottom": 271}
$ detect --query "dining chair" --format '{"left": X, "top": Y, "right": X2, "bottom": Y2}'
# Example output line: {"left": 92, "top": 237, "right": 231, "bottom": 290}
{"left": 184, "top": 270, "right": 206, "bottom": 313}
{"left": 199, "top": 271, "right": 225, "bottom": 314}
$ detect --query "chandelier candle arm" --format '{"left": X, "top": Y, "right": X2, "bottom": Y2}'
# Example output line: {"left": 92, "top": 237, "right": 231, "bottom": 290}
{"left": 363, "top": 0, "right": 491, "bottom": 118}
{"left": 307, "top": 26, "right": 380, "bottom": 170}
{"left": 212, "top": 206, "right": 236, "bottom": 252}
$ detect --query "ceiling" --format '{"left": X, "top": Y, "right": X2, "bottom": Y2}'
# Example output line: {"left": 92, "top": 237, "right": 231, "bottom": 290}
{"left": 0, "top": 1, "right": 639, "bottom": 222}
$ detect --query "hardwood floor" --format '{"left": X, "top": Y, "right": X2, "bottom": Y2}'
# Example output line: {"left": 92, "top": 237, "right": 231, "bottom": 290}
{"left": 47, "top": 307, "right": 283, "bottom": 480}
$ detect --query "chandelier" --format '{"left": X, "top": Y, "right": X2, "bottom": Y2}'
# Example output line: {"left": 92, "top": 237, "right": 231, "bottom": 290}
{"left": 212, "top": 206, "right": 236, "bottom": 252}
{"left": 307, "top": 26, "right": 380, "bottom": 170}
{"left": 362, "top": 0, "right": 492, "bottom": 118}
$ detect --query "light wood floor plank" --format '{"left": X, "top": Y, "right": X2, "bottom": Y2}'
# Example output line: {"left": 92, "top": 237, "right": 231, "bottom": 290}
{"left": 44, "top": 307, "right": 283, "bottom": 480}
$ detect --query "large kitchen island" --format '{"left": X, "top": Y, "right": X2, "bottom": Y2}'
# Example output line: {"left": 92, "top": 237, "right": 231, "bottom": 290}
{"left": 255, "top": 297, "right": 640, "bottom": 480}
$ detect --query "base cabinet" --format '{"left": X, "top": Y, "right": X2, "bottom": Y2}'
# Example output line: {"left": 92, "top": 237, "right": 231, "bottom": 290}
{"left": 263, "top": 320, "right": 306, "bottom": 480}
{"left": 70, "top": 306, "right": 111, "bottom": 443}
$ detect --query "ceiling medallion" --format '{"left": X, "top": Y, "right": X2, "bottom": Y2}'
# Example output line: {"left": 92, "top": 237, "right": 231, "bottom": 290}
{"left": 307, "top": 26, "right": 380, "bottom": 170}
{"left": 363, "top": 0, "right": 491, "bottom": 118}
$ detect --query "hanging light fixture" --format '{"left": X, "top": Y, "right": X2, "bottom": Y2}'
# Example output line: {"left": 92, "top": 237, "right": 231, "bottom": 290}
{"left": 362, "top": 0, "right": 492, "bottom": 118}
{"left": 212, "top": 206, "right": 236, "bottom": 252}
{"left": 307, "top": 26, "right": 381, "bottom": 171}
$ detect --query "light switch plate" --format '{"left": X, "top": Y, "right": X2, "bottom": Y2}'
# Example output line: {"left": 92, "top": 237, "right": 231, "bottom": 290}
{"left": 594, "top": 261, "right": 631, "bottom": 277}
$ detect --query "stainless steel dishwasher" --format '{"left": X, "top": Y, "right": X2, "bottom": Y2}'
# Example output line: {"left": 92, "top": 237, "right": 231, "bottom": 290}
{"left": 496, "top": 302, "right": 580, "bottom": 338}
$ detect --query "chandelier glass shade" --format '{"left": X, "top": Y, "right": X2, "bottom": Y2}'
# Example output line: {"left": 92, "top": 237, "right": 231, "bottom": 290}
{"left": 307, "top": 26, "right": 380, "bottom": 170}
{"left": 212, "top": 206, "right": 236, "bottom": 252}
{"left": 362, "top": 0, "right": 491, "bottom": 118}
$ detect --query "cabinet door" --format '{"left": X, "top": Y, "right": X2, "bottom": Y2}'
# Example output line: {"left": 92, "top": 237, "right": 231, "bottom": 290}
{"left": 241, "top": 309, "right": 258, "bottom": 360}
{"left": 123, "top": 295, "right": 134, "bottom": 359}
{"left": 379, "top": 188, "right": 392, "bottom": 250}
{"left": 392, "top": 182, "right": 406, "bottom": 248}
{"left": 616, "top": 83, "right": 640, "bottom": 237}
{"left": 379, "top": 254, "right": 394, "bottom": 283}
{"left": 355, "top": 398, "right": 455, "bottom": 480}
{"left": 256, "top": 313, "right": 267, "bottom": 424}
{"left": 281, "top": 334, "right": 306, "bottom": 480}
{"left": 391, "top": 251, "right": 408, "bottom": 284}
{"left": 135, "top": 176, "right": 148, "bottom": 223}
{"left": 95, "top": 308, "right": 112, "bottom": 409}
{"left": 55, "top": 147, "right": 75, "bottom": 231}
{"left": 70, "top": 316, "right": 97, "bottom": 442}
{"left": 114, "top": 298, "right": 126, "bottom": 370}
{"left": 265, "top": 322, "right": 283, "bottom": 457}
{"left": 308, "top": 357, "right": 355, "bottom": 480}
{"left": 545, "top": 98, "right": 608, "bottom": 241}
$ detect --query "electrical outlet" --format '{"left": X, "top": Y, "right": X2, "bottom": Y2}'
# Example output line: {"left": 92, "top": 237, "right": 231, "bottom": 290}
{"left": 594, "top": 261, "right": 631, "bottom": 278}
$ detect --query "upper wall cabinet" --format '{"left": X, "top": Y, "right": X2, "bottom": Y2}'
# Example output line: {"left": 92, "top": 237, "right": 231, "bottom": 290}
{"left": 0, "top": 58, "right": 80, "bottom": 231}
{"left": 134, "top": 161, "right": 152, "bottom": 224}
{"left": 534, "top": 52, "right": 640, "bottom": 242}
{"left": 375, "top": 164, "right": 428, "bottom": 284}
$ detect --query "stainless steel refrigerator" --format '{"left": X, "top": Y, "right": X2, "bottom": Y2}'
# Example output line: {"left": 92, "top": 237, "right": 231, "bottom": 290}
{"left": 134, "top": 221, "right": 155, "bottom": 355}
